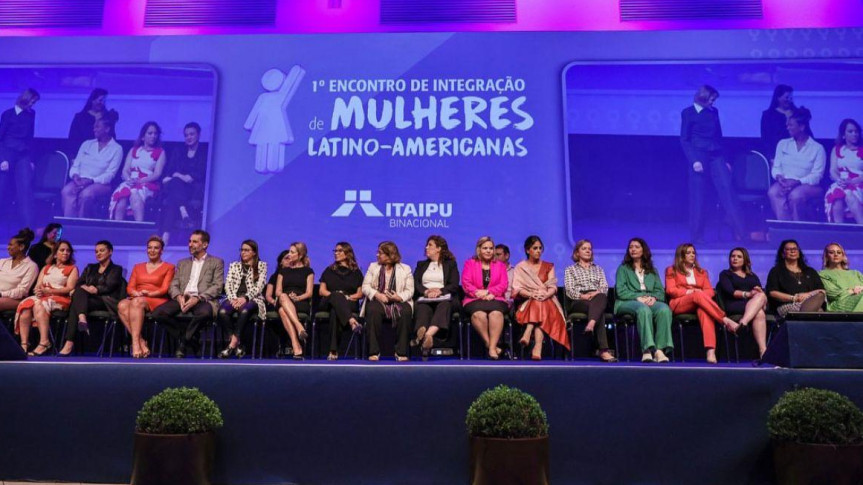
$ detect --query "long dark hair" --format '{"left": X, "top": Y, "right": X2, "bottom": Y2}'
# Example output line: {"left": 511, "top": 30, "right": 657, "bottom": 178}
{"left": 426, "top": 235, "right": 455, "bottom": 263}
{"left": 623, "top": 237, "right": 656, "bottom": 274}
{"left": 133, "top": 121, "right": 162, "bottom": 149}
{"left": 672, "top": 243, "right": 703, "bottom": 275}
{"left": 728, "top": 247, "right": 753, "bottom": 275}
{"left": 331, "top": 241, "right": 359, "bottom": 271}
{"left": 51, "top": 240, "right": 76, "bottom": 266}
{"left": 240, "top": 239, "right": 260, "bottom": 282}
{"left": 275, "top": 250, "right": 290, "bottom": 269}
{"left": 37, "top": 223, "right": 63, "bottom": 245}
{"left": 835, "top": 118, "right": 862, "bottom": 159}
{"left": 775, "top": 239, "right": 809, "bottom": 269}
{"left": 768, "top": 84, "right": 794, "bottom": 110}
{"left": 523, "top": 235, "right": 543, "bottom": 257}
{"left": 79, "top": 88, "right": 108, "bottom": 114}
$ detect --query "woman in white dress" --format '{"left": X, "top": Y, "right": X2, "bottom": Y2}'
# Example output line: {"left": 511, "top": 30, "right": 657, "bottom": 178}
{"left": 110, "top": 121, "right": 166, "bottom": 221}
{"left": 825, "top": 119, "right": 863, "bottom": 223}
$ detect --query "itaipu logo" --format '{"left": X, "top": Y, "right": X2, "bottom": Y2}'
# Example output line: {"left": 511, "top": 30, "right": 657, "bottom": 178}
{"left": 332, "top": 190, "right": 452, "bottom": 228}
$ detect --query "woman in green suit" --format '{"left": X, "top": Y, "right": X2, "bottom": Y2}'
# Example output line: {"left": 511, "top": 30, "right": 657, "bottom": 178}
{"left": 614, "top": 238, "right": 673, "bottom": 363}
{"left": 820, "top": 242, "right": 863, "bottom": 312}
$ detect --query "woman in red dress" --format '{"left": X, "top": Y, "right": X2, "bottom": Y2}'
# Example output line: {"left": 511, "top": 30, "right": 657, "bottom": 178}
{"left": 117, "top": 236, "right": 175, "bottom": 358}
{"left": 512, "top": 235, "right": 570, "bottom": 360}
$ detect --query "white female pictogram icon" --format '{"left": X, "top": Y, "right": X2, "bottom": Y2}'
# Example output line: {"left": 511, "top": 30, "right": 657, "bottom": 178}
{"left": 244, "top": 65, "right": 306, "bottom": 173}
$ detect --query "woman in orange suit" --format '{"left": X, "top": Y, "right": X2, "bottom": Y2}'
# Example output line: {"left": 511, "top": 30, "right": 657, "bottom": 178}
{"left": 665, "top": 243, "right": 739, "bottom": 364}
{"left": 117, "top": 236, "right": 175, "bottom": 358}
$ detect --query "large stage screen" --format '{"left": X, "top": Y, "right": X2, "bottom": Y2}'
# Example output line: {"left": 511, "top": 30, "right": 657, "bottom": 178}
{"left": 564, "top": 60, "right": 863, "bottom": 249}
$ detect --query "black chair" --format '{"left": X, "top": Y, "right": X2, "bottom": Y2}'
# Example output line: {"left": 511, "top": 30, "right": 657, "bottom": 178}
{"left": 253, "top": 291, "right": 313, "bottom": 359}
{"left": 563, "top": 286, "right": 619, "bottom": 361}
{"left": 312, "top": 296, "right": 364, "bottom": 360}
{"left": 465, "top": 300, "right": 514, "bottom": 360}
{"left": 32, "top": 150, "right": 69, "bottom": 215}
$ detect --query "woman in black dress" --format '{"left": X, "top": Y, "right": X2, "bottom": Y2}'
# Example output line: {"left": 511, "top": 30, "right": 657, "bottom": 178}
{"left": 275, "top": 242, "right": 314, "bottom": 359}
{"left": 160, "top": 122, "right": 207, "bottom": 244}
{"left": 68, "top": 88, "right": 118, "bottom": 152}
{"left": 760, "top": 85, "right": 795, "bottom": 161}
{"left": 412, "top": 235, "right": 460, "bottom": 359}
{"left": 27, "top": 223, "right": 63, "bottom": 270}
{"left": 718, "top": 247, "right": 769, "bottom": 357}
{"left": 766, "top": 239, "right": 826, "bottom": 318}
{"left": 319, "top": 242, "right": 363, "bottom": 361}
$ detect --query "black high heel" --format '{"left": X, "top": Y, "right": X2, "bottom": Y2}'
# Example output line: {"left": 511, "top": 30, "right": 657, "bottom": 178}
{"left": 29, "top": 342, "right": 53, "bottom": 357}
{"left": 218, "top": 345, "right": 236, "bottom": 359}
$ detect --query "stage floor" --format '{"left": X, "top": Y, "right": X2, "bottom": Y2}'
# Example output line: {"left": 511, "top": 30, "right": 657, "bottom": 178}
{"left": 3, "top": 359, "right": 862, "bottom": 485}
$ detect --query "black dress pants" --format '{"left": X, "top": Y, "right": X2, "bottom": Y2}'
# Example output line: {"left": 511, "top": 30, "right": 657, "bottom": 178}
{"left": 364, "top": 300, "right": 412, "bottom": 357}
{"left": 413, "top": 300, "right": 452, "bottom": 334}
{"left": 151, "top": 299, "right": 213, "bottom": 345}
{"left": 568, "top": 294, "right": 609, "bottom": 350}
{"left": 65, "top": 291, "right": 107, "bottom": 342}
{"left": 321, "top": 293, "right": 359, "bottom": 353}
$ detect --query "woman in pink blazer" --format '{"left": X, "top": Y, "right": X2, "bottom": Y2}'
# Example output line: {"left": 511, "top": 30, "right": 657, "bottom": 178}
{"left": 462, "top": 236, "right": 509, "bottom": 360}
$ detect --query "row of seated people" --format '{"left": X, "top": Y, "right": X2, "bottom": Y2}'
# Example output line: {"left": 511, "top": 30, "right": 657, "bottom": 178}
{"left": 681, "top": 84, "right": 862, "bottom": 237}
{"left": 0, "top": 88, "right": 206, "bottom": 243}
{"left": 0, "top": 228, "right": 858, "bottom": 362}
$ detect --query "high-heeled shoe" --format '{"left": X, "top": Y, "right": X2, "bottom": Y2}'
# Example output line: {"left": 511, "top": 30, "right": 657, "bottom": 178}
{"left": 28, "top": 342, "right": 53, "bottom": 356}
{"left": 235, "top": 345, "right": 247, "bottom": 359}
{"left": 298, "top": 330, "right": 309, "bottom": 342}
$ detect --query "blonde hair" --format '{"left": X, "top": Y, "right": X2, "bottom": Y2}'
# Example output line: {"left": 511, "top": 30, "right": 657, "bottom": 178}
{"left": 290, "top": 241, "right": 311, "bottom": 267}
{"left": 823, "top": 242, "right": 849, "bottom": 270}
{"left": 571, "top": 239, "right": 593, "bottom": 263}
{"left": 672, "top": 243, "right": 703, "bottom": 275}
{"left": 473, "top": 236, "right": 494, "bottom": 261}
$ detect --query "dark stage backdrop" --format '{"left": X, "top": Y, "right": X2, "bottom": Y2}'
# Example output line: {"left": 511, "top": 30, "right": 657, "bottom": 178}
{"left": 0, "top": 29, "right": 859, "bottom": 277}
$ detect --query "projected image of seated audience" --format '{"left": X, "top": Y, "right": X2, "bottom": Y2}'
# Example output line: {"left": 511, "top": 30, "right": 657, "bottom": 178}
{"left": 563, "top": 61, "right": 863, "bottom": 249}
{"left": 0, "top": 65, "right": 216, "bottom": 239}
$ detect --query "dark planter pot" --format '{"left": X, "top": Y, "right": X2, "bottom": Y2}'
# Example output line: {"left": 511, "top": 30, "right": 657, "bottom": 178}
{"left": 470, "top": 436, "right": 549, "bottom": 485}
{"left": 773, "top": 441, "right": 863, "bottom": 485}
{"left": 132, "top": 431, "right": 216, "bottom": 485}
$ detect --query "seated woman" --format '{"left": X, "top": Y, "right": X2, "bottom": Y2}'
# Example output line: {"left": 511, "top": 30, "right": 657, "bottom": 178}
{"left": 718, "top": 247, "right": 769, "bottom": 357}
{"left": 275, "top": 242, "right": 314, "bottom": 359}
{"left": 15, "top": 240, "right": 77, "bottom": 355}
{"left": 564, "top": 239, "right": 616, "bottom": 362}
{"left": 27, "top": 223, "right": 62, "bottom": 271}
{"left": 766, "top": 239, "right": 825, "bottom": 318}
{"left": 665, "top": 243, "right": 739, "bottom": 364}
{"left": 412, "top": 235, "right": 460, "bottom": 359}
{"left": 825, "top": 119, "right": 863, "bottom": 223}
{"left": 58, "top": 240, "right": 124, "bottom": 356}
{"left": 361, "top": 241, "right": 414, "bottom": 362}
{"left": 62, "top": 117, "right": 123, "bottom": 219}
{"left": 768, "top": 107, "right": 826, "bottom": 221}
{"left": 820, "top": 242, "right": 863, "bottom": 312}
{"left": 117, "top": 236, "right": 174, "bottom": 358}
{"left": 512, "top": 235, "right": 570, "bottom": 361}
{"left": 0, "top": 228, "right": 38, "bottom": 313}
{"left": 218, "top": 240, "right": 267, "bottom": 359}
{"left": 109, "top": 121, "right": 166, "bottom": 222}
{"left": 319, "top": 242, "right": 364, "bottom": 361}
{"left": 614, "top": 238, "right": 673, "bottom": 363}
{"left": 160, "top": 122, "right": 207, "bottom": 244}
{"left": 462, "top": 236, "right": 509, "bottom": 360}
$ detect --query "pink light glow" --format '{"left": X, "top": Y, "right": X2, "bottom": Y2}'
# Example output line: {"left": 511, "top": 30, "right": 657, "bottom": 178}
{"left": 0, "top": 0, "right": 860, "bottom": 36}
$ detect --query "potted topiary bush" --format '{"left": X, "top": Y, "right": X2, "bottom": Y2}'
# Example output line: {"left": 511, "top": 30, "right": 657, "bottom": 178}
{"left": 466, "top": 385, "right": 549, "bottom": 485}
{"left": 767, "top": 387, "right": 863, "bottom": 485}
{"left": 132, "top": 387, "right": 224, "bottom": 485}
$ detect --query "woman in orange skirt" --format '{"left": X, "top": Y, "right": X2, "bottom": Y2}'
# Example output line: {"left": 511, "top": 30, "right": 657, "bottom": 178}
{"left": 512, "top": 235, "right": 570, "bottom": 360}
{"left": 117, "top": 236, "right": 175, "bottom": 358}
{"left": 15, "top": 241, "right": 78, "bottom": 356}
